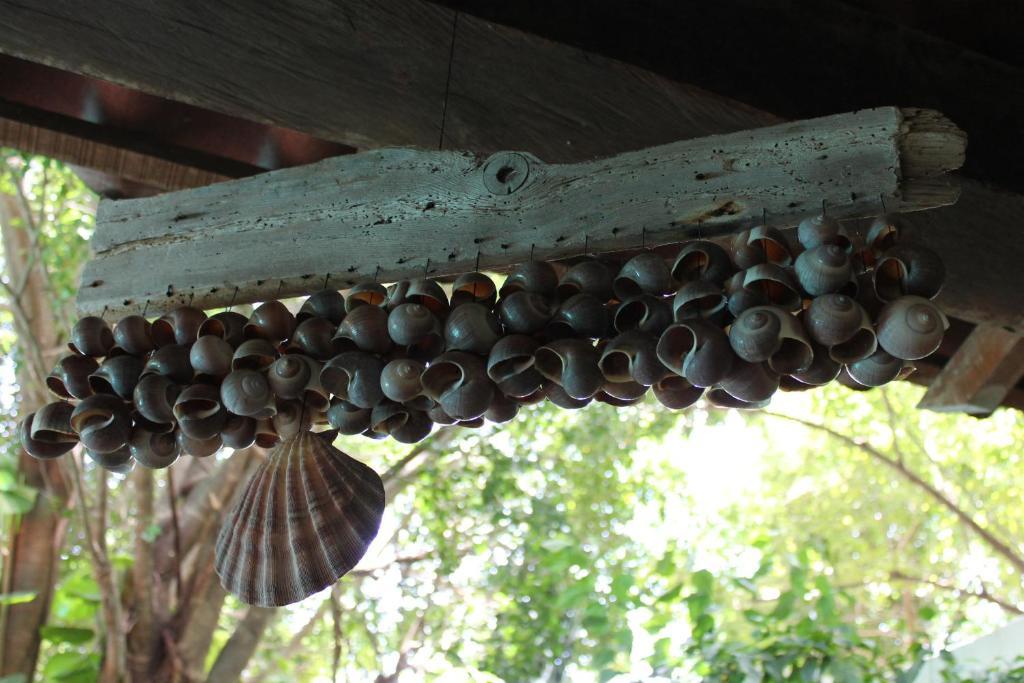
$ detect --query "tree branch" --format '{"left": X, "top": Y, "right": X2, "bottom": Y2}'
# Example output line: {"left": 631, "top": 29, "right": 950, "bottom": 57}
{"left": 127, "top": 467, "right": 156, "bottom": 682}
{"left": 204, "top": 606, "right": 277, "bottom": 683}
{"left": 888, "top": 570, "right": 1024, "bottom": 616}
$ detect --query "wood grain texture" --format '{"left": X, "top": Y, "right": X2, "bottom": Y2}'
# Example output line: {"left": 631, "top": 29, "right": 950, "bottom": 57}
{"left": 917, "top": 325, "right": 1024, "bottom": 415}
{"left": 77, "top": 107, "right": 964, "bottom": 318}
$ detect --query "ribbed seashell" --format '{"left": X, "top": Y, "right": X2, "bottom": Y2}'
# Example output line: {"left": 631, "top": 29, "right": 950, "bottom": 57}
{"left": 152, "top": 307, "right": 207, "bottom": 347}
{"left": 804, "top": 294, "right": 877, "bottom": 363}
{"left": 846, "top": 347, "right": 906, "bottom": 387}
{"left": 326, "top": 399, "right": 372, "bottom": 435}
{"left": 613, "top": 295, "right": 672, "bottom": 335}
{"left": 873, "top": 244, "right": 945, "bottom": 302}
{"left": 222, "top": 414, "right": 258, "bottom": 450}
{"left": 614, "top": 253, "right": 673, "bottom": 299}
{"left": 543, "top": 381, "right": 592, "bottom": 410}
{"left": 333, "top": 304, "right": 392, "bottom": 355}
{"left": 729, "top": 306, "right": 812, "bottom": 374}
{"left": 369, "top": 400, "right": 409, "bottom": 436}
{"left": 320, "top": 352, "right": 385, "bottom": 409}
{"left": 599, "top": 331, "right": 670, "bottom": 386}
{"left": 70, "top": 316, "right": 114, "bottom": 357}
{"left": 129, "top": 429, "right": 178, "bottom": 469}
{"left": 380, "top": 358, "right": 426, "bottom": 403}
{"left": 487, "top": 335, "right": 543, "bottom": 398}
{"left": 71, "top": 395, "right": 132, "bottom": 454}
{"left": 47, "top": 354, "right": 99, "bottom": 400}
{"left": 535, "top": 339, "right": 603, "bottom": 399}
{"left": 244, "top": 301, "right": 295, "bottom": 343}
{"left": 272, "top": 400, "right": 314, "bottom": 440}
{"left": 392, "top": 410, "right": 433, "bottom": 443}
{"left": 652, "top": 376, "right": 704, "bottom": 410}
{"left": 451, "top": 272, "right": 497, "bottom": 309}
{"left": 420, "top": 351, "right": 493, "bottom": 420}
{"left": 742, "top": 264, "right": 801, "bottom": 312}
{"left": 789, "top": 342, "right": 842, "bottom": 386}
{"left": 876, "top": 296, "right": 948, "bottom": 361}
{"left": 111, "top": 315, "right": 153, "bottom": 356}
{"left": 444, "top": 303, "right": 501, "bottom": 355}
{"left": 133, "top": 374, "right": 181, "bottom": 425}
{"left": 142, "top": 344, "right": 194, "bottom": 384}
{"left": 657, "top": 320, "right": 734, "bottom": 388}
{"left": 671, "top": 241, "right": 733, "bottom": 285}
{"left": 20, "top": 412, "right": 75, "bottom": 459}
{"left": 719, "top": 360, "right": 780, "bottom": 403}
{"left": 347, "top": 282, "right": 388, "bottom": 311}
{"left": 254, "top": 418, "right": 280, "bottom": 448}
{"left": 426, "top": 403, "right": 457, "bottom": 425}
{"left": 285, "top": 317, "right": 342, "bottom": 361}
{"left": 705, "top": 387, "right": 771, "bottom": 410}
{"left": 496, "top": 291, "right": 553, "bottom": 335}
{"left": 198, "top": 311, "right": 248, "bottom": 347}
{"left": 88, "top": 355, "right": 144, "bottom": 399}
{"left": 797, "top": 214, "right": 851, "bottom": 252}
{"left": 173, "top": 384, "right": 227, "bottom": 439}
{"left": 794, "top": 244, "right": 855, "bottom": 297}
{"left": 190, "top": 335, "right": 234, "bottom": 381}
{"left": 221, "top": 369, "right": 277, "bottom": 419}
{"left": 298, "top": 289, "right": 346, "bottom": 325}
{"left": 500, "top": 261, "right": 559, "bottom": 297}
{"left": 215, "top": 431, "right": 384, "bottom": 606}
{"left": 484, "top": 393, "right": 519, "bottom": 423}
{"left": 404, "top": 279, "right": 450, "bottom": 317}
{"left": 232, "top": 338, "right": 278, "bottom": 371}
{"left": 672, "top": 281, "right": 727, "bottom": 323}
{"left": 176, "top": 430, "right": 222, "bottom": 457}
{"left": 556, "top": 260, "right": 613, "bottom": 302}
{"left": 547, "top": 293, "right": 609, "bottom": 339}
{"left": 86, "top": 445, "right": 134, "bottom": 474}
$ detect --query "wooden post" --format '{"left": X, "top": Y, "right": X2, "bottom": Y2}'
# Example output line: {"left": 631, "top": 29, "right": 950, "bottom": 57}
{"left": 917, "top": 325, "right": 1024, "bottom": 415}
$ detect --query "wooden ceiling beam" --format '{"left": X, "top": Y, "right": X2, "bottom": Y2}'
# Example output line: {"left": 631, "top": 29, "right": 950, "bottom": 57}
{"left": 917, "top": 325, "right": 1024, "bottom": 415}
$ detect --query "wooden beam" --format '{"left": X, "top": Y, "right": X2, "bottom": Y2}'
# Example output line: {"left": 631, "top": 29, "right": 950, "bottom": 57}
{"left": 917, "top": 325, "right": 1024, "bottom": 415}
{"left": 75, "top": 107, "right": 963, "bottom": 318}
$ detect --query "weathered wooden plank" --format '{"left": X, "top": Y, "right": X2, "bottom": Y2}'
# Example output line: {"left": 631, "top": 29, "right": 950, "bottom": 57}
{"left": 76, "top": 107, "right": 964, "bottom": 318}
{"left": 917, "top": 325, "right": 1024, "bottom": 415}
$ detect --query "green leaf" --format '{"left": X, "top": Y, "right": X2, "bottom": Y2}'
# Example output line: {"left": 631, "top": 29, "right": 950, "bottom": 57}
{"left": 39, "top": 625, "right": 94, "bottom": 645}
{"left": 0, "top": 674, "right": 28, "bottom": 683}
{"left": 0, "top": 591, "right": 36, "bottom": 606}
{"left": 0, "top": 488, "right": 36, "bottom": 515}
{"left": 692, "top": 569, "right": 714, "bottom": 596}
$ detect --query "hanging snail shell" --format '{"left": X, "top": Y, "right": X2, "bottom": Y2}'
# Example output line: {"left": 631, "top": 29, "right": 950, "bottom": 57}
{"left": 794, "top": 244, "right": 855, "bottom": 297}
{"left": 190, "top": 335, "right": 235, "bottom": 381}
{"left": 444, "top": 302, "right": 502, "bottom": 355}
{"left": 672, "top": 281, "right": 728, "bottom": 323}
{"left": 133, "top": 373, "right": 181, "bottom": 426}
{"left": 496, "top": 291, "right": 553, "bottom": 335}
{"left": 789, "top": 342, "right": 842, "bottom": 386}
{"left": 392, "top": 410, "right": 434, "bottom": 443}
{"left": 613, "top": 295, "right": 672, "bottom": 335}
{"left": 652, "top": 376, "right": 704, "bottom": 410}
{"left": 173, "top": 384, "right": 227, "bottom": 440}
{"left": 387, "top": 303, "right": 444, "bottom": 360}
{"left": 333, "top": 304, "right": 392, "bottom": 355}
{"left": 47, "top": 354, "right": 99, "bottom": 400}
{"left": 846, "top": 347, "right": 908, "bottom": 387}
{"left": 404, "top": 279, "right": 450, "bottom": 317}
{"left": 484, "top": 394, "right": 519, "bottom": 424}
{"left": 380, "top": 358, "right": 427, "bottom": 404}
{"left": 86, "top": 445, "right": 134, "bottom": 474}
{"left": 326, "top": 399, "right": 373, "bottom": 435}
{"left": 176, "top": 430, "right": 222, "bottom": 458}
{"left": 231, "top": 338, "right": 278, "bottom": 372}
{"left": 152, "top": 307, "right": 207, "bottom": 347}
{"left": 613, "top": 253, "right": 673, "bottom": 299}
{"left": 705, "top": 387, "right": 771, "bottom": 410}
{"left": 861, "top": 215, "right": 900, "bottom": 268}
{"left": 875, "top": 296, "right": 949, "bottom": 361}
{"left": 244, "top": 301, "right": 295, "bottom": 343}
{"left": 556, "top": 260, "right": 613, "bottom": 302}
{"left": 543, "top": 381, "right": 592, "bottom": 410}
{"left": 719, "top": 360, "right": 780, "bottom": 403}
{"left": 221, "top": 414, "right": 258, "bottom": 450}
{"left": 286, "top": 317, "right": 343, "bottom": 361}
{"left": 198, "top": 311, "right": 248, "bottom": 347}
{"left": 657, "top": 320, "right": 734, "bottom": 388}
{"left": 69, "top": 316, "right": 114, "bottom": 357}
{"left": 729, "top": 306, "right": 813, "bottom": 374}
{"left": 487, "top": 335, "right": 543, "bottom": 398}
{"left": 741, "top": 264, "right": 802, "bottom": 312}
{"left": 426, "top": 402, "right": 457, "bottom": 426}
{"left": 369, "top": 400, "right": 410, "bottom": 437}
{"left": 88, "top": 355, "right": 144, "bottom": 400}
{"left": 20, "top": 401, "right": 78, "bottom": 459}
{"left": 129, "top": 429, "right": 179, "bottom": 469}
{"left": 70, "top": 395, "right": 132, "bottom": 454}
{"left": 803, "top": 294, "right": 877, "bottom": 363}
{"left": 111, "top": 315, "right": 153, "bottom": 356}
{"left": 272, "top": 399, "right": 315, "bottom": 440}
{"left": 601, "top": 378, "right": 649, "bottom": 402}
{"left": 747, "top": 225, "right": 794, "bottom": 266}
{"left": 298, "top": 289, "right": 346, "bottom": 325}
{"left": 671, "top": 240, "right": 733, "bottom": 285}
{"left": 873, "top": 244, "right": 945, "bottom": 302}
{"left": 142, "top": 344, "right": 194, "bottom": 384}
{"left": 20, "top": 412, "right": 75, "bottom": 460}
{"left": 547, "top": 293, "right": 609, "bottom": 340}
{"left": 347, "top": 282, "right": 388, "bottom": 311}
{"left": 268, "top": 355, "right": 313, "bottom": 399}
{"left": 797, "top": 214, "right": 851, "bottom": 252}
{"left": 420, "top": 351, "right": 494, "bottom": 420}
{"left": 598, "top": 331, "right": 670, "bottom": 386}
{"left": 320, "top": 351, "right": 385, "bottom": 410}
{"left": 535, "top": 339, "right": 604, "bottom": 400}
{"left": 220, "top": 369, "right": 277, "bottom": 419}
{"left": 451, "top": 272, "right": 497, "bottom": 309}
{"left": 500, "top": 261, "right": 559, "bottom": 297}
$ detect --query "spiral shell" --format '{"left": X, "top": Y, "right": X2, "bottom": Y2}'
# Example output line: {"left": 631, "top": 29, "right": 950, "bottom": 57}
{"left": 86, "top": 445, "right": 134, "bottom": 474}
{"left": 846, "top": 347, "right": 907, "bottom": 387}
{"left": 719, "top": 360, "right": 780, "bottom": 403}
{"left": 862, "top": 215, "right": 900, "bottom": 266}
{"left": 143, "top": 344, "right": 194, "bottom": 384}
{"left": 500, "top": 261, "right": 559, "bottom": 297}
{"left": 404, "top": 279, "right": 450, "bottom": 317}
{"left": 803, "top": 294, "right": 877, "bottom": 363}
{"left": 556, "top": 260, "right": 613, "bottom": 302}
{"left": 333, "top": 304, "right": 392, "bottom": 355}
{"left": 421, "top": 351, "right": 494, "bottom": 420}
{"left": 133, "top": 373, "right": 181, "bottom": 426}
{"left": 152, "top": 307, "right": 207, "bottom": 347}
{"left": 268, "top": 355, "right": 313, "bottom": 399}
{"left": 273, "top": 400, "right": 315, "bottom": 440}
{"left": 672, "top": 281, "right": 727, "bottom": 322}
{"left": 599, "top": 331, "right": 669, "bottom": 386}
{"left": 244, "top": 301, "right": 295, "bottom": 343}
{"left": 797, "top": 214, "right": 851, "bottom": 252}
{"left": 496, "top": 291, "right": 553, "bottom": 335}
{"left": 392, "top": 410, "right": 434, "bottom": 443}
{"left": 543, "top": 381, "right": 592, "bottom": 410}
{"left": 70, "top": 316, "right": 114, "bottom": 357}
{"left": 88, "top": 355, "right": 144, "bottom": 399}
{"left": 129, "top": 429, "right": 179, "bottom": 469}
{"left": 326, "top": 399, "right": 373, "bottom": 435}
{"left": 111, "top": 315, "right": 154, "bottom": 356}
{"left": 729, "top": 306, "right": 812, "bottom": 374}
{"left": 444, "top": 303, "right": 502, "bottom": 355}
{"left": 381, "top": 358, "right": 426, "bottom": 403}
{"left": 176, "top": 430, "right": 222, "bottom": 458}
{"left": 198, "top": 311, "right": 248, "bottom": 348}
{"left": 601, "top": 378, "right": 648, "bottom": 402}
{"left": 535, "top": 339, "right": 604, "bottom": 399}
{"left": 748, "top": 225, "right": 794, "bottom": 266}
{"left": 613, "top": 295, "right": 672, "bottom": 335}
{"left": 215, "top": 431, "right": 384, "bottom": 606}
{"left": 876, "top": 296, "right": 948, "bottom": 361}
{"left": 370, "top": 400, "right": 410, "bottom": 436}
{"left": 613, "top": 253, "right": 673, "bottom": 299}
{"left": 671, "top": 240, "right": 733, "bottom": 284}
{"left": 487, "top": 335, "right": 543, "bottom": 398}
{"left": 705, "top": 387, "right": 772, "bottom": 410}
{"left": 71, "top": 395, "right": 132, "bottom": 454}
{"left": 221, "top": 369, "right": 277, "bottom": 419}
{"left": 20, "top": 411, "right": 75, "bottom": 460}
{"left": 31, "top": 401, "right": 78, "bottom": 446}
{"left": 347, "top": 282, "right": 388, "bottom": 311}
{"left": 873, "top": 244, "right": 945, "bottom": 301}
{"left": 47, "top": 354, "right": 99, "bottom": 400}
{"left": 741, "top": 264, "right": 802, "bottom": 312}
{"left": 190, "top": 335, "right": 234, "bottom": 381}
{"left": 426, "top": 402, "right": 457, "bottom": 425}
{"left": 657, "top": 320, "right": 734, "bottom": 388}
{"left": 652, "top": 376, "right": 704, "bottom": 410}
{"left": 174, "top": 384, "right": 227, "bottom": 439}
{"left": 547, "top": 293, "right": 609, "bottom": 339}
{"left": 298, "top": 289, "right": 346, "bottom": 325}
{"left": 254, "top": 418, "right": 280, "bottom": 448}
{"left": 484, "top": 394, "right": 520, "bottom": 424}
{"left": 320, "top": 352, "right": 385, "bottom": 410}
{"left": 451, "top": 272, "right": 497, "bottom": 308}
{"left": 221, "top": 414, "right": 258, "bottom": 450}
{"left": 789, "top": 342, "right": 842, "bottom": 386}
{"left": 286, "top": 317, "right": 343, "bottom": 361}
{"left": 794, "top": 244, "right": 855, "bottom": 297}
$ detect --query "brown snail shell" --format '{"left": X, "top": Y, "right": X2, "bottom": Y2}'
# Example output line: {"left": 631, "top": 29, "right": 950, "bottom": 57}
{"left": 797, "top": 214, "right": 851, "bottom": 252}
{"left": 89, "top": 355, "right": 144, "bottom": 400}
{"left": 286, "top": 317, "right": 343, "bottom": 361}
{"left": 729, "top": 306, "right": 812, "bottom": 374}
{"left": 671, "top": 240, "right": 733, "bottom": 285}
{"left": 426, "top": 403, "right": 457, "bottom": 426}
{"left": 742, "top": 264, "right": 802, "bottom": 312}
{"left": 215, "top": 431, "right": 384, "bottom": 606}
{"left": 543, "top": 381, "right": 592, "bottom": 410}
{"left": 601, "top": 378, "right": 649, "bottom": 401}
{"left": 133, "top": 374, "right": 182, "bottom": 425}
{"left": 128, "top": 410, "right": 173, "bottom": 436}
{"left": 111, "top": 315, "right": 154, "bottom": 356}
{"left": 298, "top": 289, "right": 346, "bottom": 325}
{"left": 556, "top": 260, "right": 613, "bottom": 302}
{"left": 47, "top": 354, "right": 99, "bottom": 400}
{"left": 232, "top": 338, "right": 278, "bottom": 371}
{"left": 151, "top": 307, "right": 207, "bottom": 347}
{"left": 273, "top": 399, "right": 314, "bottom": 440}
{"left": 730, "top": 229, "right": 763, "bottom": 270}
{"left": 657, "top": 320, "right": 734, "bottom": 388}
{"left": 254, "top": 418, "right": 280, "bottom": 448}
{"left": 789, "top": 342, "right": 842, "bottom": 386}
{"left": 385, "top": 280, "right": 411, "bottom": 310}
{"left": 451, "top": 272, "right": 497, "bottom": 309}
{"left": 221, "top": 369, "right": 277, "bottom": 419}
{"left": 71, "top": 395, "right": 132, "bottom": 454}
{"left": 221, "top": 414, "right": 258, "bottom": 450}
{"left": 20, "top": 412, "right": 76, "bottom": 459}
{"left": 720, "top": 360, "right": 780, "bottom": 403}
{"left": 321, "top": 351, "right": 385, "bottom": 410}
{"left": 613, "top": 253, "right": 673, "bottom": 299}
{"left": 535, "top": 339, "right": 603, "bottom": 399}
{"left": 244, "top": 301, "right": 295, "bottom": 343}
{"left": 380, "top": 358, "right": 426, "bottom": 403}
{"left": 387, "top": 303, "right": 440, "bottom": 345}
{"left": 864, "top": 215, "right": 900, "bottom": 263}
{"left": 86, "top": 445, "right": 135, "bottom": 474}
{"left": 404, "top": 279, "right": 449, "bottom": 317}
{"left": 370, "top": 400, "right": 410, "bottom": 436}
{"left": 347, "top": 282, "right": 388, "bottom": 311}
{"left": 837, "top": 367, "right": 871, "bottom": 391}
{"left": 444, "top": 302, "right": 501, "bottom": 355}
{"left": 594, "top": 391, "right": 645, "bottom": 408}
{"left": 173, "top": 384, "right": 227, "bottom": 439}
{"left": 176, "top": 430, "right": 222, "bottom": 457}
{"left": 598, "top": 331, "right": 670, "bottom": 386}
{"left": 846, "top": 347, "right": 907, "bottom": 387}
{"left": 190, "top": 335, "right": 235, "bottom": 381}
{"left": 326, "top": 399, "right": 373, "bottom": 435}
{"left": 421, "top": 351, "right": 494, "bottom": 420}
{"left": 652, "top": 376, "right": 703, "bottom": 410}
{"left": 705, "top": 387, "right": 771, "bottom": 410}
{"left": 672, "top": 281, "right": 727, "bottom": 322}
{"left": 70, "top": 316, "right": 114, "bottom": 357}
{"left": 876, "top": 295, "right": 949, "bottom": 361}
{"left": 804, "top": 294, "right": 877, "bottom": 363}
{"left": 198, "top": 311, "right": 248, "bottom": 347}
{"left": 487, "top": 335, "right": 543, "bottom": 398}
{"left": 500, "top": 261, "right": 559, "bottom": 297}
{"left": 268, "top": 355, "right": 313, "bottom": 399}
{"left": 873, "top": 244, "right": 945, "bottom": 301}
{"left": 392, "top": 410, "right": 434, "bottom": 443}
{"left": 547, "top": 293, "right": 609, "bottom": 340}
{"left": 779, "top": 375, "right": 816, "bottom": 392}
{"left": 485, "top": 393, "right": 520, "bottom": 423}
{"left": 747, "top": 225, "right": 794, "bottom": 266}
{"left": 613, "top": 295, "right": 672, "bottom": 335}
{"left": 142, "top": 344, "right": 194, "bottom": 384}
{"left": 496, "top": 291, "right": 553, "bottom": 335}
{"left": 31, "top": 400, "right": 78, "bottom": 445}
{"left": 333, "top": 304, "right": 392, "bottom": 355}
{"left": 129, "top": 429, "right": 179, "bottom": 469}
{"left": 794, "top": 244, "right": 855, "bottom": 297}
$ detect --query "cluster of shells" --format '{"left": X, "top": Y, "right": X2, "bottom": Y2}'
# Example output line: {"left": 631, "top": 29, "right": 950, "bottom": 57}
{"left": 19, "top": 212, "right": 948, "bottom": 473}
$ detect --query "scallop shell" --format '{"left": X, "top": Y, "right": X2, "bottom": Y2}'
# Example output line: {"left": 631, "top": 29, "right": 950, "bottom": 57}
{"left": 214, "top": 431, "right": 385, "bottom": 607}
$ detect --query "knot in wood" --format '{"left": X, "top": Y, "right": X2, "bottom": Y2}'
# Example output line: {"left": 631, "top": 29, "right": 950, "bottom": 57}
{"left": 482, "top": 152, "right": 530, "bottom": 195}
